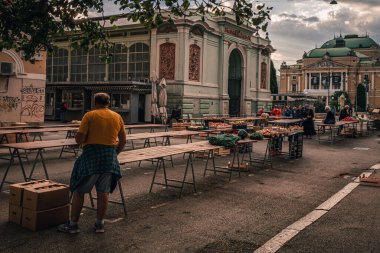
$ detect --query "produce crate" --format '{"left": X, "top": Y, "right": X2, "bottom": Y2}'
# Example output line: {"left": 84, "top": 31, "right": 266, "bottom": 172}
{"left": 215, "top": 147, "right": 231, "bottom": 156}
{"left": 172, "top": 123, "right": 191, "bottom": 131}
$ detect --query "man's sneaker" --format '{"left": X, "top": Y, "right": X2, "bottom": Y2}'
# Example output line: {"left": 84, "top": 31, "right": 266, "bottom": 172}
{"left": 94, "top": 222, "right": 105, "bottom": 233}
{"left": 57, "top": 221, "right": 80, "bottom": 234}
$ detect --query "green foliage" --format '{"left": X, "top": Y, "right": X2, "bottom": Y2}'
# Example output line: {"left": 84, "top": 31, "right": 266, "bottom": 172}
{"left": 238, "top": 129, "right": 248, "bottom": 139}
{"left": 0, "top": 0, "right": 272, "bottom": 61}
{"left": 270, "top": 60, "right": 278, "bottom": 94}
{"left": 249, "top": 132, "right": 263, "bottom": 140}
{"left": 313, "top": 100, "right": 325, "bottom": 113}
{"left": 330, "top": 91, "right": 351, "bottom": 111}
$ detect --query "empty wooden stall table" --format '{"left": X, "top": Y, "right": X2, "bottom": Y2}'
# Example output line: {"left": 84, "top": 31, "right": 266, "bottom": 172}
{"left": 0, "top": 126, "right": 78, "bottom": 143}
{"left": 125, "top": 130, "right": 200, "bottom": 149}
{"left": 124, "top": 124, "right": 168, "bottom": 134}
{"left": 0, "top": 138, "right": 78, "bottom": 191}
{"left": 316, "top": 122, "right": 346, "bottom": 144}
{"left": 117, "top": 141, "right": 221, "bottom": 198}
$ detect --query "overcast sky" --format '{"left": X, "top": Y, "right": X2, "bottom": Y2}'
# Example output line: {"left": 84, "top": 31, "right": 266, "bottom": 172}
{"left": 267, "top": 0, "right": 380, "bottom": 72}
{"left": 100, "top": 0, "right": 380, "bottom": 73}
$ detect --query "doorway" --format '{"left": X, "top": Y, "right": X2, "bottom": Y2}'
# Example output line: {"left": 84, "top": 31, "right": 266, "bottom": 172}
{"left": 138, "top": 94, "right": 146, "bottom": 122}
{"left": 228, "top": 49, "right": 242, "bottom": 116}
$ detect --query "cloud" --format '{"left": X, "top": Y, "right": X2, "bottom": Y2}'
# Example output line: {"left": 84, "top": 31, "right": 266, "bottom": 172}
{"left": 303, "top": 16, "right": 320, "bottom": 23}
{"left": 268, "top": 0, "right": 380, "bottom": 71}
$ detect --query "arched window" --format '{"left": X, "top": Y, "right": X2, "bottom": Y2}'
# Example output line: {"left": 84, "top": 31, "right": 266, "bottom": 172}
{"left": 88, "top": 47, "right": 106, "bottom": 81}
{"left": 128, "top": 43, "right": 149, "bottom": 81}
{"left": 159, "top": 42, "right": 175, "bottom": 80}
{"left": 109, "top": 44, "right": 128, "bottom": 81}
{"left": 260, "top": 62, "right": 267, "bottom": 89}
{"left": 70, "top": 48, "right": 87, "bottom": 82}
{"left": 47, "top": 48, "right": 68, "bottom": 82}
{"left": 189, "top": 44, "right": 201, "bottom": 81}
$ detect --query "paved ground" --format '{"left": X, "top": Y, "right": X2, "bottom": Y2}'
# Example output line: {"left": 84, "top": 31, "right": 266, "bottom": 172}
{"left": 0, "top": 127, "right": 379, "bottom": 253}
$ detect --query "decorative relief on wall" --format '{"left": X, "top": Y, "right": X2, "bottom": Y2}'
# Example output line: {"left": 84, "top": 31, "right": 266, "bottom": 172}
{"left": 20, "top": 84, "right": 45, "bottom": 119}
{"left": 189, "top": 44, "right": 201, "bottom": 81}
{"left": 260, "top": 62, "right": 267, "bottom": 89}
{"left": 159, "top": 43, "right": 176, "bottom": 80}
{"left": 224, "top": 27, "right": 251, "bottom": 41}
{"left": 0, "top": 96, "right": 21, "bottom": 112}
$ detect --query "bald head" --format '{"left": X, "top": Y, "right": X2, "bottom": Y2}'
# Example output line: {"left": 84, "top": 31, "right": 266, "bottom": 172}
{"left": 94, "top": 93, "right": 110, "bottom": 106}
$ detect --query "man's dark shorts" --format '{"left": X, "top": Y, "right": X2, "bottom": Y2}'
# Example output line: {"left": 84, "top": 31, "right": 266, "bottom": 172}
{"left": 75, "top": 173, "right": 113, "bottom": 193}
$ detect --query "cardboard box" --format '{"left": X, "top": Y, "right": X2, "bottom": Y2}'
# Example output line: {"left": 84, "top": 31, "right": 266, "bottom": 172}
{"left": 22, "top": 205, "right": 69, "bottom": 231}
{"left": 9, "top": 180, "right": 53, "bottom": 206}
{"left": 23, "top": 183, "right": 69, "bottom": 211}
{"left": 9, "top": 204, "right": 23, "bottom": 224}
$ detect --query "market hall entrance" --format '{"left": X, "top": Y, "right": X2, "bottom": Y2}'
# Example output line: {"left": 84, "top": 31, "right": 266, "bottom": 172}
{"left": 228, "top": 49, "right": 242, "bottom": 116}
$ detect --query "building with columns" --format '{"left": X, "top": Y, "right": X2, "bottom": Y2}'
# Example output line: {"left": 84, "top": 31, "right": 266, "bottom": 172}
{"left": 46, "top": 14, "right": 274, "bottom": 123}
{"left": 279, "top": 34, "right": 380, "bottom": 110}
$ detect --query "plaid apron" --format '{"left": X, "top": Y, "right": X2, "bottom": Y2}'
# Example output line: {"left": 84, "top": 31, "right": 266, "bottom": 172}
{"left": 70, "top": 144, "right": 121, "bottom": 193}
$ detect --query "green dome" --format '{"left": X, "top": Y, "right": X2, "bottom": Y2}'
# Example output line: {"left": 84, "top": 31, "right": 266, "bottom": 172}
{"left": 321, "top": 35, "right": 379, "bottom": 49}
{"left": 305, "top": 47, "right": 371, "bottom": 59}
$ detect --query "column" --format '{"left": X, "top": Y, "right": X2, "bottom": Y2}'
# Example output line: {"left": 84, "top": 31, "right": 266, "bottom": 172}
{"left": 345, "top": 72, "right": 348, "bottom": 92}
{"left": 319, "top": 73, "right": 322, "bottom": 90}
{"left": 340, "top": 72, "right": 343, "bottom": 91}
{"left": 372, "top": 72, "right": 375, "bottom": 90}
{"left": 287, "top": 75, "right": 290, "bottom": 92}
{"left": 149, "top": 29, "right": 157, "bottom": 79}
{"left": 304, "top": 72, "right": 308, "bottom": 90}
{"left": 298, "top": 74, "right": 301, "bottom": 92}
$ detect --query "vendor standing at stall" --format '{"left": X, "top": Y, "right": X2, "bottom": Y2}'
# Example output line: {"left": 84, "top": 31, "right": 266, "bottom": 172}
{"left": 58, "top": 93, "right": 127, "bottom": 234}
{"left": 302, "top": 105, "right": 316, "bottom": 139}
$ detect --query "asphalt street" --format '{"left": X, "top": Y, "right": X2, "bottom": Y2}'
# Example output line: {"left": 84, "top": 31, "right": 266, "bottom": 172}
{"left": 0, "top": 128, "right": 379, "bottom": 253}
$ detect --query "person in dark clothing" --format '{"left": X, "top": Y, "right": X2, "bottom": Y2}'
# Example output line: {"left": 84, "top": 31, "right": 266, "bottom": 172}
{"left": 283, "top": 106, "right": 292, "bottom": 117}
{"left": 295, "top": 105, "right": 303, "bottom": 119}
{"left": 323, "top": 106, "right": 336, "bottom": 124}
{"left": 339, "top": 105, "right": 350, "bottom": 121}
{"left": 302, "top": 105, "right": 316, "bottom": 138}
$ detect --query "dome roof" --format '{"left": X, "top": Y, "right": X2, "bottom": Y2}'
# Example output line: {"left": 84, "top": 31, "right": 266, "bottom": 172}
{"left": 321, "top": 35, "right": 379, "bottom": 49}
{"left": 305, "top": 47, "right": 370, "bottom": 59}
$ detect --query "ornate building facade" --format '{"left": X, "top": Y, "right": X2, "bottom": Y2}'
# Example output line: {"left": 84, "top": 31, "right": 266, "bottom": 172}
{"left": 46, "top": 15, "right": 274, "bottom": 123}
{"left": 279, "top": 34, "right": 380, "bottom": 110}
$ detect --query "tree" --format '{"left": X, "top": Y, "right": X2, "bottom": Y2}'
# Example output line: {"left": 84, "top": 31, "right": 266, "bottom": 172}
{"left": 0, "top": 0, "right": 272, "bottom": 61}
{"left": 269, "top": 60, "right": 278, "bottom": 94}
{"left": 330, "top": 91, "right": 351, "bottom": 111}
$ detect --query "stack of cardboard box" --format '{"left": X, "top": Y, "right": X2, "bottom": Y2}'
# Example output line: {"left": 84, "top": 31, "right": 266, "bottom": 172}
{"left": 9, "top": 180, "right": 70, "bottom": 231}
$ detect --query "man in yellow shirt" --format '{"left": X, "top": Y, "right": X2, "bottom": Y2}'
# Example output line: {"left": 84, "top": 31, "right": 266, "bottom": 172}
{"left": 58, "top": 93, "right": 127, "bottom": 234}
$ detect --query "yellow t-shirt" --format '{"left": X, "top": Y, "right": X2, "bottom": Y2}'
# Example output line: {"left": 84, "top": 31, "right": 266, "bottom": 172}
{"left": 78, "top": 108, "right": 126, "bottom": 146}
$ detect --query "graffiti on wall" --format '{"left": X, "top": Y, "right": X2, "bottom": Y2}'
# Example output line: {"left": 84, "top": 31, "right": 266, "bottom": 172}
{"left": 20, "top": 84, "right": 45, "bottom": 119}
{"left": 0, "top": 96, "right": 21, "bottom": 112}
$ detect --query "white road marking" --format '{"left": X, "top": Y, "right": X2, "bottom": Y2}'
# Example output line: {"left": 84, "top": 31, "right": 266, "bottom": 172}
{"left": 253, "top": 165, "right": 380, "bottom": 253}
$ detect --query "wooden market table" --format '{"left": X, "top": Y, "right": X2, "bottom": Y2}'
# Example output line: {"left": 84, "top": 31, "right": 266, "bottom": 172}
{"left": 269, "top": 119, "right": 302, "bottom": 127}
{"left": 125, "top": 124, "right": 168, "bottom": 134}
{"left": 316, "top": 122, "right": 347, "bottom": 144}
{"left": 0, "top": 126, "right": 79, "bottom": 143}
{"left": 125, "top": 130, "right": 200, "bottom": 150}
{"left": 206, "top": 139, "right": 258, "bottom": 181}
{"left": 225, "top": 117, "right": 260, "bottom": 122}
{"left": 0, "top": 138, "right": 78, "bottom": 191}
{"left": 117, "top": 141, "right": 222, "bottom": 198}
